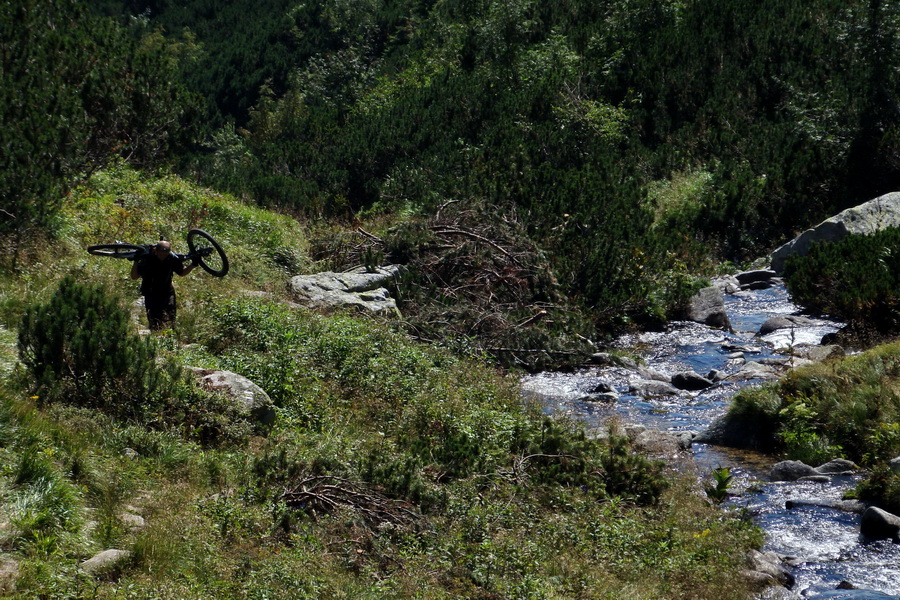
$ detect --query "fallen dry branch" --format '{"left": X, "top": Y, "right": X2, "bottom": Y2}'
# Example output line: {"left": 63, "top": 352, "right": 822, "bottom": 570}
{"left": 430, "top": 226, "right": 521, "bottom": 265}
{"left": 280, "top": 474, "right": 420, "bottom": 529}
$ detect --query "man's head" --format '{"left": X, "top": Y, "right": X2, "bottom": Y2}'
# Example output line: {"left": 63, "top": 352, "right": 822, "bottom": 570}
{"left": 152, "top": 240, "right": 172, "bottom": 260}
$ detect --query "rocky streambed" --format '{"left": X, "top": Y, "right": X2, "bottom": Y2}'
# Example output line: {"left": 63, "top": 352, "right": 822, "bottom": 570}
{"left": 521, "top": 274, "right": 900, "bottom": 599}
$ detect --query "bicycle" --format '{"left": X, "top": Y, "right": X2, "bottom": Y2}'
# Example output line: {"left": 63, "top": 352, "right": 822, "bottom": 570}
{"left": 87, "top": 229, "right": 230, "bottom": 277}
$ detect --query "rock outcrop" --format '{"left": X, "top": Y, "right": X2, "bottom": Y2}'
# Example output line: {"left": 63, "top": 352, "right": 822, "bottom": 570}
{"left": 770, "top": 191, "right": 900, "bottom": 273}
{"left": 289, "top": 265, "right": 402, "bottom": 316}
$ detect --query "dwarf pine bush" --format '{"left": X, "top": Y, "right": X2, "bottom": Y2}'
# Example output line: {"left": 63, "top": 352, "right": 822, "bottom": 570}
{"left": 783, "top": 228, "right": 900, "bottom": 332}
{"left": 17, "top": 276, "right": 171, "bottom": 418}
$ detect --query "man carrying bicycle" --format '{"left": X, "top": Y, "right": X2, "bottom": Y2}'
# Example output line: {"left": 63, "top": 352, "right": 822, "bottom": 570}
{"left": 131, "top": 240, "right": 197, "bottom": 330}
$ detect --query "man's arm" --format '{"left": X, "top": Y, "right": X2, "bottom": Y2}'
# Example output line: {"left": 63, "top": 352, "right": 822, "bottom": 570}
{"left": 130, "top": 260, "right": 141, "bottom": 280}
{"left": 175, "top": 259, "right": 197, "bottom": 276}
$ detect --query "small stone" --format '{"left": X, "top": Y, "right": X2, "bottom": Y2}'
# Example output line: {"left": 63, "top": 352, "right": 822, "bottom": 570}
{"left": 628, "top": 379, "right": 679, "bottom": 397}
{"left": 0, "top": 558, "right": 19, "bottom": 593}
{"left": 706, "top": 369, "right": 726, "bottom": 382}
{"left": 578, "top": 392, "right": 618, "bottom": 404}
{"left": 671, "top": 371, "right": 714, "bottom": 391}
{"left": 121, "top": 513, "right": 145, "bottom": 530}
{"left": 588, "top": 381, "right": 615, "bottom": 394}
{"left": 797, "top": 475, "right": 831, "bottom": 483}
{"left": 80, "top": 549, "right": 132, "bottom": 576}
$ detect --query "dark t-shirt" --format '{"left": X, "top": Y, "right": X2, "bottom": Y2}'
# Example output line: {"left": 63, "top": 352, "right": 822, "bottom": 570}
{"left": 137, "top": 254, "right": 186, "bottom": 298}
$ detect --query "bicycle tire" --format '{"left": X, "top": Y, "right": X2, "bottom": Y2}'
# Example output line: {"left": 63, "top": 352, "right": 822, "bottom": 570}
{"left": 86, "top": 243, "right": 147, "bottom": 259}
{"left": 186, "top": 229, "right": 229, "bottom": 277}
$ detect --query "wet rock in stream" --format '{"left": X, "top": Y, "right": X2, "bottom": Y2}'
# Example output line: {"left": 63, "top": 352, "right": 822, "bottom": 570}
{"left": 628, "top": 379, "right": 680, "bottom": 396}
{"left": 758, "top": 315, "right": 818, "bottom": 335}
{"left": 784, "top": 499, "right": 867, "bottom": 513}
{"left": 695, "top": 412, "right": 777, "bottom": 451}
{"left": 771, "top": 460, "right": 821, "bottom": 482}
{"left": 744, "top": 549, "right": 797, "bottom": 591}
{"left": 860, "top": 507, "right": 900, "bottom": 542}
{"left": 671, "top": 370, "right": 714, "bottom": 391}
{"left": 771, "top": 459, "right": 859, "bottom": 482}
{"left": 682, "top": 285, "right": 731, "bottom": 329}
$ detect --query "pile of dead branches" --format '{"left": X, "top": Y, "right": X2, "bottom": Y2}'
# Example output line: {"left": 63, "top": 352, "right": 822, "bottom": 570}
{"left": 311, "top": 202, "right": 595, "bottom": 370}
{"left": 280, "top": 474, "right": 421, "bottom": 529}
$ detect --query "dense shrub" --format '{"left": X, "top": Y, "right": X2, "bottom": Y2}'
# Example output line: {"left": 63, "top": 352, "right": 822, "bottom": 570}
{"left": 17, "top": 276, "right": 173, "bottom": 418}
{"left": 783, "top": 228, "right": 900, "bottom": 333}
{"left": 727, "top": 344, "right": 900, "bottom": 464}
{"left": 0, "top": 0, "right": 197, "bottom": 239}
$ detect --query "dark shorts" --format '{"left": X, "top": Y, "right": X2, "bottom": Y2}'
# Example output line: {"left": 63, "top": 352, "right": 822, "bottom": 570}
{"left": 144, "top": 291, "right": 177, "bottom": 330}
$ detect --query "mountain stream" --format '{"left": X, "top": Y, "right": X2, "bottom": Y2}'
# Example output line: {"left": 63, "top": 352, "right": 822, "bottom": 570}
{"left": 521, "top": 284, "right": 900, "bottom": 598}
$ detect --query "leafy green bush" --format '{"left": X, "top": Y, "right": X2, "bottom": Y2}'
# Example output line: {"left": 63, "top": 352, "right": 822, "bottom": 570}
{"left": 17, "top": 276, "right": 173, "bottom": 418}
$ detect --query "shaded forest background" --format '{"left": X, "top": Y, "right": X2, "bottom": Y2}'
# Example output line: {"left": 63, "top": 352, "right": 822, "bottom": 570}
{"left": 4, "top": 0, "right": 900, "bottom": 359}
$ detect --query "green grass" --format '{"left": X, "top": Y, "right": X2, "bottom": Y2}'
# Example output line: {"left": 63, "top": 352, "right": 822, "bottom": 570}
{"left": 0, "top": 165, "right": 762, "bottom": 599}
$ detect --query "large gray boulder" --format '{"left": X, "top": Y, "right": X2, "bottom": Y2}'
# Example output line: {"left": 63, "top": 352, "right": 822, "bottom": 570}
{"left": 770, "top": 191, "right": 900, "bottom": 273}
{"left": 188, "top": 368, "right": 276, "bottom": 426}
{"left": 860, "top": 506, "right": 900, "bottom": 541}
{"left": 289, "top": 265, "right": 402, "bottom": 316}
{"left": 682, "top": 286, "right": 731, "bottom": 329}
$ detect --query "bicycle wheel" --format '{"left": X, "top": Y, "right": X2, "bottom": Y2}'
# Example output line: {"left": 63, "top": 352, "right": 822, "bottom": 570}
{"left": 186, "top": 229, "right": 229, "bottom": 277}
{"left": 86, "top": 243, "right": 147, "bottom": 259}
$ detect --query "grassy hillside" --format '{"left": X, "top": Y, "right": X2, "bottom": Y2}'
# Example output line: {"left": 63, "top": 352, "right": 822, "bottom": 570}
{"left": 0, "top": 167, "right": 762, "bottom": 599}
